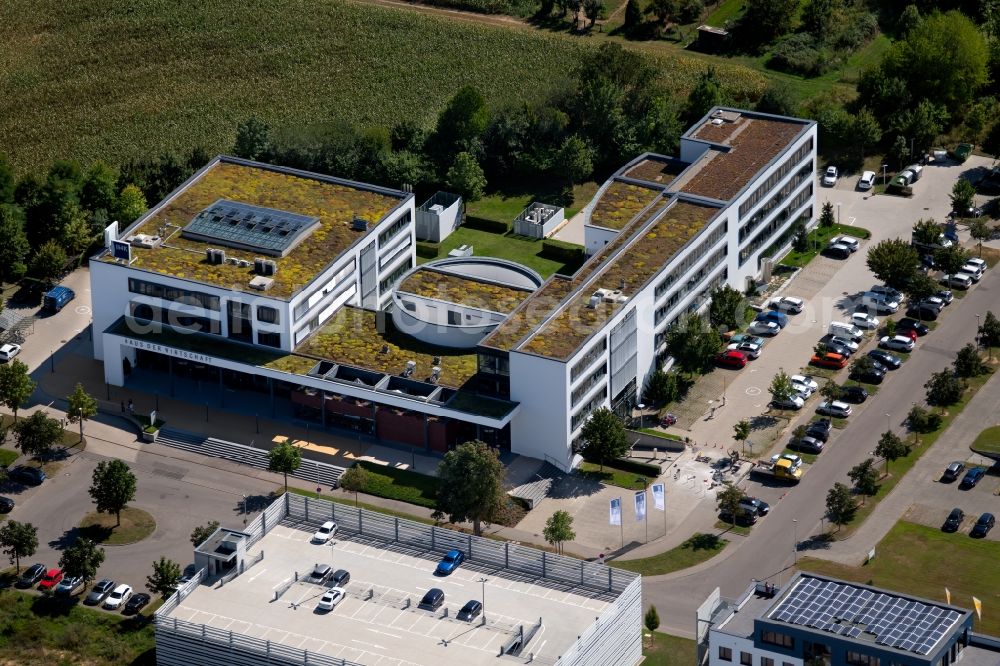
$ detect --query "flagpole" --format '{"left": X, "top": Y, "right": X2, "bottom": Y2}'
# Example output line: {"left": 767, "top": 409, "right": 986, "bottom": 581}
{"left": 619, "top": 496, "right": 624, "bottom": 548}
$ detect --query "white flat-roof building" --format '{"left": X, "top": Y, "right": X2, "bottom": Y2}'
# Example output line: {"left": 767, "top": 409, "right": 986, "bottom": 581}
{"left": 154, "top": 493, "right": 642, "bottom": 666}
{"left": 90, "top": 108, "right": 816, "bottom": 471}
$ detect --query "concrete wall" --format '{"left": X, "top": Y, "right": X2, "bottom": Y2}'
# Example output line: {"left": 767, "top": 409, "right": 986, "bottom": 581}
{"left": 509, "top": 351, "right": 570, "bottom": 468}
{"left": 415, "top": 192, "right": 462, "bottom": 243}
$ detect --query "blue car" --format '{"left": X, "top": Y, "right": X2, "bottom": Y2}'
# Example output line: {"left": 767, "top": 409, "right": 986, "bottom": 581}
{"left": 754, "top": 310, "right": 788, "bottom": 329}
{"left": 960, "top": 467, "right": 986, "bottom": 489}
{"left": 435, "top": 550, "right": 465, "bottom": 576}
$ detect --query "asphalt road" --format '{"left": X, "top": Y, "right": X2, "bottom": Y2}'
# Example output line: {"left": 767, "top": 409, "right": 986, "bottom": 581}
{"left": 645, "top": 264, "right": 999, "bottom": 636}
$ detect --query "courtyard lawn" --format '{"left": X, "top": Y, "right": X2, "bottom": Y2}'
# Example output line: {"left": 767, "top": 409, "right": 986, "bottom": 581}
{"left": 643, "top": 632, "right": 698, "bottom": 665}
{"left": 611, "top": 533, "right": 728, "bottom": 576}
{"left": 424, "top": 225, "right": 584, "bottom": 278}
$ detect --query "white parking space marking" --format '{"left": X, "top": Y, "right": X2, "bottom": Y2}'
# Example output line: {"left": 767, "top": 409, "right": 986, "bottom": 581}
{"left": 351, "top": 639, "right": 387, "bottom": 650}
{"left": 366, "top": 628, "right": 404, "bottom": 639}
{"left": 247, "top": 567, "right": 268, "bottom": 583}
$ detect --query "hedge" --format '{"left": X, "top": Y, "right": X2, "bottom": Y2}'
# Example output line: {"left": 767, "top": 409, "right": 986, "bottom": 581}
{"left": 464, "top": 216, "right": 510, "bottom": 234}
{"left": 607, "top": 457, "right": 661, "bottom": 477}
{"left": 416, "top": 242, "right": 440, "bottom": 259}
{"left": 540, "top": 238, "right": 585, "bottom": 262}
{"left": 355, "top": 460, "right": 440, "bottom": 508}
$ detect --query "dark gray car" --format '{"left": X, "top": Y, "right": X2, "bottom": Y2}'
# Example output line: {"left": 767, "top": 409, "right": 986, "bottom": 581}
{"left": 330, "top": 569, "right": 350, "bottom": 587}
{"left": 85, "top": 579, "right": 116, "bottom": 605}
{"left": 306, "top": 564, "right": 332, "bottom": 585}
{"left": 789, "top": 436, "right": 824, "bottom": 454}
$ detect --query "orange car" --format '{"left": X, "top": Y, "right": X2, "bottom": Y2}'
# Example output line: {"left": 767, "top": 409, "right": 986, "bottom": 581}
{"left": 811, "top": 352, "right": 848, "bottom": 369}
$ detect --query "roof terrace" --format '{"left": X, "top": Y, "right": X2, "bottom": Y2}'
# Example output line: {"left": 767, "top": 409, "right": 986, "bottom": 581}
{"left": 624, "top": 156, "right": 687, "bottom": 187}
{"left": 396, "top": 267, "right": 532, "bottom": 315}
{"left": 588, "top": 180, "right": 663, "bottom": 231}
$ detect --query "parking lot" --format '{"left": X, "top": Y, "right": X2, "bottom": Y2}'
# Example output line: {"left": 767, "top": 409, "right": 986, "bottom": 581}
{"left": 168, "top": 523, "right": 610, "bottom": 665}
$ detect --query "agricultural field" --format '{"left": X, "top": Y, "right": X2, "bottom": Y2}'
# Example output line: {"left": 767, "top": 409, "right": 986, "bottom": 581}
{"left": 0, "top": 0, "right": 766, "bottom": 173}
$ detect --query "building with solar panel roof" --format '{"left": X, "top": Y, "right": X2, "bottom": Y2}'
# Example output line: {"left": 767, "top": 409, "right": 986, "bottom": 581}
{"left": 698, "top": 573, "right": 1000, "bottom": 666}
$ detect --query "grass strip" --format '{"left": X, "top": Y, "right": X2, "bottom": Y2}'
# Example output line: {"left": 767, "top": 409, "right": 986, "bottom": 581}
{"left": 610, "top": 533, "right": 728, "bottom": 576}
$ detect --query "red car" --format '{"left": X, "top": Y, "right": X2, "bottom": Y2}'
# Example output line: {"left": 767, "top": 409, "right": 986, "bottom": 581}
{"left": 811, "top": 352, "right": 848, "bottom": 369}
{"left": 897, "top": 328, "right": 918, "bottom": 341}
{"left": 716, "top": 350, "right": 748, "bottom": 369}
{"left": 38, "top": 568, "right": 64, "bottom": 591}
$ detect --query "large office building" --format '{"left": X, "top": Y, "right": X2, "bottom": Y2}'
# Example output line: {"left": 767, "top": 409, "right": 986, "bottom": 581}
{"left": 699, "top": 574, "right": 1000, "bottom": 666}
{"left": 91, "top": 108, "right": 816, "bottom": 471}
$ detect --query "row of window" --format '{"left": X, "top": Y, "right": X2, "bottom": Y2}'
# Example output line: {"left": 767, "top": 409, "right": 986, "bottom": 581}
{"left": 738, "top": 185, "right": 813, "bottom": 266}
{"left": 738, "top": 137, "right": 814, "bottom": 220}
{"left": 129, "top": 302, "right": 221, "bottom": 335}
{"left": 571, "top": 386, "right": 607, "bottom": 432}
{"left": 379, "top": 257, "right": 413, "bottom": 293}
{"left": 378, "top": 211, "right": 411, "bottom": 246}
{"left": 738, "top": 163, "right": 813, "bottom": 243}
{"left": 293, "top": 260, "right": 356, "bottom": 321}
{"left": 654, "top": 269, "right": 726, "bottom": 364}
{"left": 653, "top": 222, "right": 727, "bottom": 299}
{"left": 654, "top": 246, "right": 727, "bottom": 325}
{"left": 571, "top": 338, "right": 607, "bottom": 383}
{"left": 571, "top": 364, "right": 607, "bottom": 407}
{"left": 717, "top": 647, "right": 791, "bottom": 666}
{"left": 128, "top": 278, "right": 220, "bottom": 311}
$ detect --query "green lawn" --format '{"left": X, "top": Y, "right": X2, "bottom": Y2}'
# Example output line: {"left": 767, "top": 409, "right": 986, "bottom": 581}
{"left": 611, "top": 533, "right": 728, "bottom": 575}
{"left": 643, "top": 632, "right": 698, "bottom": 665}
{"left": 637, "top": 428, "right": 685, "bottom": 442}
{"left": 780, "top": 223, "right": 872, "bottom": 269}
{"left": 704, "top": 0, "right": 743, "bottom": 26}
{"left": 578, "top": 461, "right": 656, "bottom": 490}
{"left": 289, "top": 487, "right": 437, "bottom": 525}
{"left": 353, "top": 461, "right": 440, "bottom": 509}
{"left": 423, "top": 225, "right": 584, "bottom": 278}
{"left": 971, "top": 424, "right": 1000, "bottom": 456}
{"left": 800, "top": 520, "right": 1000, "bottom": 636}
{"left": 0, "top": 448, "right": 18, "bottom": 467}
{"left": 467, "top": 181, "right": 596, "bottom": 223}
{"left": 79, "top": 507, "right": 157, "bottom": 545}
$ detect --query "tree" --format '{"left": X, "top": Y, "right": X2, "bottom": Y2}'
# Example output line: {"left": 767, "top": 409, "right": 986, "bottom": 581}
{"left": 819, "top": 379, "right": 840, "bottom": 402}
{"left": 664, "top": 313, "right": 721, "bottom": 375}
{"left": 147, "top": 557, "right": 182, "bottom": 598}
{"left": 582, "top": 0, "right": 606, "bottom": 27}
{"left": 58, "top": 538, "right": 105, "bottom": 585}
{"left": 801, "top": 0, "right": 836, "bottom": 36}
{"left": 190, "top": 520, "right": 220, "bottom": 547}
{"left": 894, "top": 100, "right": 948, "bottom": 156}
{"left": 0, "top": 521, "right": 37, "bottom": 572}
{"left": 865, "top": 239, "right": 919, "bottom": 291}
{"left": 644, "top": 605, "right": 661, "bottom": 636}
{"left": 875, "top": 431, "right": 908, "bottom": 474}
{"left": 80, "top": 161, "right": 119, "bottom": 214}
{"left": 623, "top": 0, "right": 642, "bottom": 31}
{"left": 969, "top": 217, "right": 991, "bottom": 257}
{"left": 543, "top": 510, "right": 576, "bottom": 554}
{"left": 924, "top": 370, "right": 964, "bottom": 407}
{"left": 685, "top": 67, "right": 723, "bottom": 123}
{"left": 338, "top": 464, "right": 370, "bottom": 507}
{"left": 739, "top": 0, "right": 798, "bottom": 46}
{"left": 66, "top": 383, "right": 97, "bottom": 443}
{"left": 708, "top": 285, "right": 750, "bottom": 332}
{"left": 792, "top": 222, "right": 809, "bottom": 252}
{"left": 980, "top": 311, "right": 1000, "bottom": 349}
{"left": 28, "top": 239, "right": 67, "bottom": 282}
{"left": 889, "top": 134, "right": 911, "bottom": 171}
{"left": 907, "top": 404, "right": 941, "bottom": 436}
{"left": 950, "top": 179, "right": 976, "bottom": 214}
{"left": 0, "top": 154, "right": 14, "bottom": 204}
{"left": 733, "top": 419, "right": 751, "bottom": 455}
{"left": 716, "top": 482, "right": 744, "bottom": 527}
{"left": 434, "top": 440, "right": 506, "bottom": 536}
{"left": 897, "top": 4, "right": 920, "bottom": 34}
{"left": 0, "top": 359, "right": 36, "bottom": 422}
{"left": 847, "top": 459, "right": 880, "bottom": 501}
{"left": 12, "top": 411, "right": 63, "bottom": 459}
{"left": 431, "top": 85, "right": 489, "bottom": 163}
{"left": 853, "top": 108, "right": 883, "bottom": 160}
{"left": 818, "top": 201, "right": 835, "bottom": 229}
{"left": 904, "top": 272, "right": 938, "bottom": 319}
{"left": 825, "top": 483, "right": 857, "bottom": 530}
{"left": 233, "top": 117, "right": 271, "bottom": 160}
{"left": 0, "top": 206, "right": 29, "bottom": 283}
{"left": 112, "top": 184, "right": 147, "bottom": 225}
{"left": 556, "top": 136, "right": 594, "bottom": 186}
{"left": 849, "top": 356, "right": 876, "bottom": 383}
{"left": 934, "top": 245, "right": 970, "bottom": 276}
{"left": 645, "top": 0, "right": 678, "bottom": 31}
{"left": 984, "top": 120, "right": 1000, "bottom": 159}
{"left": 267, "top": 441, "right": 301, "bottom": 493}
{"left": 446, "top": 152, "right": 486, "bottom": 202}
{"left": 88, "top": 459, "right": 137, "bottom": 527}
{"left": 755, "top": 82, "right": 797, "bottom": 117}
{"left": 954, "top": 344, "right": 987, "bottom": 378}
{"left": 768, "top": 369, "right": 795, "bottom": 404}
{"left": 644, "top": 368, "right": 679, "bottom": 405}
{"left": 911, "top": 218, "right": 941, "bottom": 247}
{"left": 580, "top": 408, "right": 628, "bottom": 471}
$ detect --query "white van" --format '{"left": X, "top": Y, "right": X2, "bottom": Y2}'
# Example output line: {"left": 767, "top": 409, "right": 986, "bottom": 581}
{"left": 829, "top": 321, "right": 863, "bottom": 342}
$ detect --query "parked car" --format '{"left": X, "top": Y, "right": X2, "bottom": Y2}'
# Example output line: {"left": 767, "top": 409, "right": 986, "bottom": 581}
{"left": 936, "top": 290, "right": 954, "bottom": 305}
{"left": 817, "top": 400, "right": 853, "bottom": 418}
{"left": 861, "top": 291, "right": 899, "bottom": 314}
{"left": 830, "top": 235, "right": 860, "bottom": 252}
{"left": 8, "top": 466, "right": 45, "bottom": 486}
{"left": 727, "top": 340, "right": 762, "bottom": 359}
{"left": 739, "top": 497, "right": 771, "bottom": 516}
{"left": 0, "top": 497, "right": 14, "bottom": 513}
{"left": 822, "top": 166, "right": 839, "bottom": 186}
{"left": 965, "top": 258, "right": 987, "bottom": 272}
{"left": 896, "top": 318, "right": 930, "bottom": 336}
{"left": 123, "top": 592, "right": 151, "bottom": 615}
{"left": 836, "top": 386, "right": 869, "bottom": 404}
{"left": 943, "top": 508, "right": 965, "bottom": 532}
{"left": 942, "top": 461, "right": 966, "bottom": 483}
{"left": 0, "top": 343, "right": 22, "bottom": 362}
{"left": 819, "top": 334, "right": 859, "bottom": 353}
{"left": 317, "top": 587, "right": 347, "bottom": 611}
{"left": 971, "top": 513, "right": 996, "bottom": 538}
{"left": 419, "top": 588, "right": 446, "bottom": 611}
{"left": 790, "top": 374, "right": 819, "bottom": 392}
{"left": 825, "top": 243, "right": 852, "bottom": 260}
{"left": 897, "top": 328, "right": 918, "bottom": 342}
{"left": 306, "top": 564, "right": 333, "bottom": 585}
{"left": 103, "top": 584, "right": 133, "bottom": 610}
{"left": 747, "top": 321, "right": 781, "bottom": 336}
{"left": 719, "top": 508, "right": 758, "bottom": 526}
{"left": 312, "top": 521, "right": 338, "bottom": 544}
{"left": 458, "top": 599, "right": 483, "bottom": 622}
{"left": 960, "top": 262, "right": 984, "bottom": 282}
{"left": 85, "top": 579, "right": 116, "bottom": 605}
{"left": 716, "top": 350, "right": 748, "bottom": 369}
{"left": 178, "top": 564, "right": 197, "bottom": 586}
{"left": 728, "top": 334, "right": 766, "bottom": 348}
{"left": 857, "top": 170, "right": 876, "bottom": 190}
{"left": 906, "top": 305, "right": 939, "bottom": 321}
{"left": 870, "top": 285, "right": 903, "bottom": 302}
{"left": 829, "top": 322, "right": 863, "bottom": 342}
{"left": 54, "top": 576, "right": 84, "bottom": 597}
{"left": 806, "top": 419, "right": 832, "bottom": 442}
{"left": 879, "top": 335, "right": 914, "bottom": 352}
{"left": 791, "top": 377, "right": 816, "bottom": 396}
{"left": 788, "top": 436, "right": 824, "bottom": 454}
{"left": 960, "top": 467, "right": 986, "bottom": 489}
{"left": 330, "top": 569, "right": 351, "bottom": 587}
{"left": 817, "top": 340, "right": 853, "bottom": 358}
{"left": 850, "top": 312, "right": 880, "bottom": 330}
{"left": 16, "top": 564, "right": 46, "bottom": 588}
{"left": 755, "top": 310, "right": 789, "bottom": 328}
{"left": 940, "top": 273, "right": 973, "bottom": 290}
{"left": 772, "top": 395, "right": 805, "bottom": 411}
{"left": 919, "top": 295, "right": 946, "bottom": 311}
{"left": 811, "top": 352, "right": 848, "bottom": 369}
{"left": 770, "top": 296, "right": 804, "bottom": 314}
{"left": 850, "top": 364, "right": 885, "bottom": 384}
{"left": 38, "top": 569, "right": 63, "bottom": 591}
{"left": 867, "top": 350, "right": 901, "bottom": 369}
{"left": 435, "top": 550, "right": 465, "bottom": 576}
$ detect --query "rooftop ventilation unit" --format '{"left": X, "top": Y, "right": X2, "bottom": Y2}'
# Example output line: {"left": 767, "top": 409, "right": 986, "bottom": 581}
{"left": 248, "top": 276, "right": 274, "bottom": 291}
{"left": 205, "top": 248, "right": 227, "bottom": 265}
{"left": 126, "top": 234, "right": 163, "bottom": 249}
{"left": 227, "top": 257, "right": 240, "bottom": 265}
{"left": 432, "top": 356, "right": 441, "bottom": 365}
{"left": 254, "top": 258, "right": 278, "bottom": 276}
{"left": 352, "top": 216, "right": 369, "bottom": 232}
{"left": 430, "top": 366, "right": 441, "bottom": 383}
{"left": 593, "top": 288, "right": 628, "bottom": 304}
{"left": 587, "top": 295, "right": 601, "bottom": 309}
{"left": 711, "top": 118, "right": 724, "bottom": 126}
{"left": 380, "top": 344, "right": 391, "bottom": 354}
{"left": 403, "top": 360, "right": 416, "bottom": 378}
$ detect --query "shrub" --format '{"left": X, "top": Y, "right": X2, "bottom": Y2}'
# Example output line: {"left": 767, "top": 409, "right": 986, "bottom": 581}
{"left": 416, "top": 242, "right": 440, "bottom": 259}
{"left": 355, "top": 461, "right": 439, "bottom": 508}
{"left": 540, "top": 238, "right": 585, "bottom": 262}
{"left": 607, "top": 457, "right": 661, "bottom": 477}
{"left": 463, "top": 216, "right": 510, "bottom": 234}
{"left": 768, "top": 34, "right": 830, "bottom": 77}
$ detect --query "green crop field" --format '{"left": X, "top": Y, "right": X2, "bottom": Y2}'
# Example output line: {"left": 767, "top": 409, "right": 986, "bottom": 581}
{"left": 0, "top": 0, "right": 766, "bottom": 173}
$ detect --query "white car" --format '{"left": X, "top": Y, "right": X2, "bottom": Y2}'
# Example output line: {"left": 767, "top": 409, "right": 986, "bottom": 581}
{"left": 317, "top": 587, "right": 346, "bottom": 611}
{"left": 0, "top": 343, "right": 21, "bottom": 362}
{"left": 791, "top": 380, "right": 815, "bottom": 397}
{"left": 850, "top": 312, "right": 879, "bottom": 330}
{"left": 773, "top": 395, "right": 805, "bottom": 411}
{"left": 103, "top": 584, "right": 133, "bottom": 610}
{"left": 790, "top": 374, "right": 819, "bottom": 392}
{"left": 312, "top": 521, "right": 338, "bottom": 544}
{"left": 817, "top": 400, "right": 853, "bottom": 418}
{"left": 940, "top": 273, "right": 973, "bottom": 290}
{"left": 966, "top": 258, "right": 987, "bottom": 272}
{"left": 727, "top": 341, "right": 762, "bottom": 359}
{"left": 822, "top": 166, "right": 839, "bottom": 186}
{"left": 747, "top": 321, "right": 780, "bottom": 336}
{"left": 857, "top": 171, "right": 876, "bottom": 190}
{"left": 830, "top": 235, "right": 860, "bottom": 252}
{"left": 770, "top": 296, "right": 804, "bottom": 314}
{"left": 879, "top": 335, "right": 915, "bottom": 352}
{"left": 960, "top": 263, "right": 984, "bottom": 282}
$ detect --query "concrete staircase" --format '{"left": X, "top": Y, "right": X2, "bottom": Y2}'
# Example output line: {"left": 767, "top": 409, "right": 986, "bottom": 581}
{"left": 507, "top": 462, "right": 562, "bottom": 510}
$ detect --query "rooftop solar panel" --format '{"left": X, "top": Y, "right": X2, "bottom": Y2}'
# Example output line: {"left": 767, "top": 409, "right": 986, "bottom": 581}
{"left": 182, "top": 199, "right": 321, "bottom": 257}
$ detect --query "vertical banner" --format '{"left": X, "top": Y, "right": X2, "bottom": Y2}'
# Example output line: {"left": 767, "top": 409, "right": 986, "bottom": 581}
{"left": 973, "top": 597, "right": 983, "bottom": 620}
{"left": 609, "top": 498, "right": 622, "bottom": 526}
{"left": 945, "top": 588, "right": 951, "bottom": 605}
{"left": 635, "top": 490, "right": 646, "bottom": 522}
{"left": 651, "top": 483, "right": 665, "bottom": 511}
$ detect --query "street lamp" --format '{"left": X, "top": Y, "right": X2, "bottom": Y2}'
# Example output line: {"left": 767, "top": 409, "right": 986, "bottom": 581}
{"left": 479, "top": 577, "right": 489, "bottom": 623}
{"left": 976, "top": 314, "right": 982, "bottom": 348}
{"left": 881, "top": 164, "right": 888, "bottom": 187}
{"left": 792, "top": 519, "right": 798, "bottom": 565}
{"left": 885, "top": 413, "right": 891, "bottom": 433}
{"left": 836, "top": 202, "right": 842, "bottom": 226}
